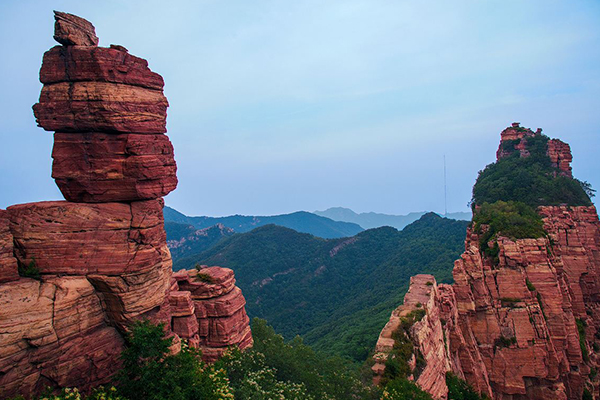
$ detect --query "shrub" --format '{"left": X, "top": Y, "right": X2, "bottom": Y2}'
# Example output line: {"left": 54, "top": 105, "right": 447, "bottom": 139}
{"left": 494, "top": 336, "right": 517, "bottom": 348}
{"left": 446, "top": 372, "right": 488, "bottom": 400}
{"left": 576, "top": 318, "right": 590, "bottom": 362}
{"left": 525, "top": 279, "right": 536, "bottom": 292}
{"left": 18, "top": 258, "right": 40, "bottom": 279}
{"left": 116, "top": 320, "right": 233, "bottom": 400}
{"left": 382, "top": 378, "right": 433, "bottom": 400}
{"left": 196, "top": 272, "right": 215, "bottom": 283}
{"left": 473, "top": 201, "right": 546, "bottom": 259}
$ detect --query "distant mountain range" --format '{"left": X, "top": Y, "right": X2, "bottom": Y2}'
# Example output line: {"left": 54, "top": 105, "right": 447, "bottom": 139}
{"left": 314, "top": 207, "right": 471, "bottom": 230}
{"left": 172, "top": 213, "right": 469, "bottom": 362}
{"left": 164, "top": 206, "right": 364, "bottom": 239}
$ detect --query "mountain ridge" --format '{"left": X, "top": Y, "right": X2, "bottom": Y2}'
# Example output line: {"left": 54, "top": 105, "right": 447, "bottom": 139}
{"left": 314, "top": 206, "right": 471, "bottom": 230}
{"left": 164, "top": 206, "right": 363, "bottom": 239}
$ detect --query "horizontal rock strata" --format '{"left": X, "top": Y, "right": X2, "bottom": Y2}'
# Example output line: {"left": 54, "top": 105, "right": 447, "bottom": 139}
{"left": 0, "top": 11, "right": 252, "bottom": 398}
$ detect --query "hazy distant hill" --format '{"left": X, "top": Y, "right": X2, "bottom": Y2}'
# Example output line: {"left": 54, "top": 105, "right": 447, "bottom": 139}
{"left": 174, "top": 213, "right": 468, "bottom": 362}
{"left": 164, "top": 206, "right": 363, "bottom": 239}
{"left": 165, "top": 221, "right": 235, "bottom": 261}
{"left": 314, "top": 206, "right": 471, "bottom": 230}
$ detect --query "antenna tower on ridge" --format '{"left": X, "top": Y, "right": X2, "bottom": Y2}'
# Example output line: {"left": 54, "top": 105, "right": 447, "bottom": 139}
{"left": 444, "top": 155, "right": 447, "bottom": 216}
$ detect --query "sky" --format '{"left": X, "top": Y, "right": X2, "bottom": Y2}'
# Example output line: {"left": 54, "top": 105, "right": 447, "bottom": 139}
{"left": 0, "top": 0, "right": 599, "bottom": 217}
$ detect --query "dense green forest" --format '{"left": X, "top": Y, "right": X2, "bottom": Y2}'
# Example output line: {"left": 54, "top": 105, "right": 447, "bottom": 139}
{"left": 472, "top": 134, "right": 592, "bottom": 207}
{"left": 164, "top": 206, "right": 364, "bottom": 239}
{"left": 174, "top": 213, "right": 469, "bottom": 362}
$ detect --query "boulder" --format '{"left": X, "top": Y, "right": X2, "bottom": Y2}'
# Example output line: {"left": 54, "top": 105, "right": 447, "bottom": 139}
{"left": 53, "top": 11, "right": 99, "bottom": 47}
{"left": 52, "top": 132, "right": 177, "bottom": 202}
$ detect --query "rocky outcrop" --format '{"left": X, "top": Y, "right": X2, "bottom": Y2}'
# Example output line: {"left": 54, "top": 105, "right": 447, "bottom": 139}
{"left": 33, "top": 11, "right": 176, "bottom": 203}
{"left": 0, "top": 12, "right": 251, "bottom": 398}
{"left": 373, "top": 275, "right": 452, "bottom": 399}
{"left": 172, "top": 267, "right": 253, "bottom": 362}
{"left": 376, "top": 125, "right": 599, "bottom": 400}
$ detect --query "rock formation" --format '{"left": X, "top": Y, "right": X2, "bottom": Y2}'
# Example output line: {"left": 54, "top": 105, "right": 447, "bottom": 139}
{"left": 0, "top": 12, "right": 251, "bottom": 398}
{"left": 375, "top": 124, "right": 600, "bottom": 400}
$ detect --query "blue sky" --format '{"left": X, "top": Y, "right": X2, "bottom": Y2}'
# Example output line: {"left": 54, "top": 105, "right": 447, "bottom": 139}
{"left": 1, "top": 0, "right": 598, "bottom": 216}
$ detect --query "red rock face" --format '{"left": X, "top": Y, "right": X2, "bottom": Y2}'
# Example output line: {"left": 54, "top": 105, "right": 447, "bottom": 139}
{"left": 40, "top": 45, "right": 164, "bottom": 90}
{"left": 172, "top": 268, "right": 253, "bottom": 363}
{"left": 53, "top": 11, "right": 99, "bottom": 46}
{"left": 0, "top": 277, "right": 124, "bottom": 397}
{"left": 0, "top": 210, "right": 19, "bottom": 283}
{"left": 33, "top": 81, "right": 168, "bottom": 134}
{"left": 33, "top": 11, "right": 176, "bottom": 203}
{"left": 377, "top": 127, "right": 599, "bottom": 400}
{"left": 547, "top": 140, "right": 573, "bottom": 178}
{"left": 0, "top": 12, "right": 252, "bottom": 398}
{"left": 52, "top": 133, "right": 177, "bottom": 202}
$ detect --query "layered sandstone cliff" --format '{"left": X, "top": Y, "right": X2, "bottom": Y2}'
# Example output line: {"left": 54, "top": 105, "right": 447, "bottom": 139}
{"left": 375, "top": 125, "right": 599, "bottom": 400}
{"left": 0, "top": 12, "right": 251, "bottom": 398}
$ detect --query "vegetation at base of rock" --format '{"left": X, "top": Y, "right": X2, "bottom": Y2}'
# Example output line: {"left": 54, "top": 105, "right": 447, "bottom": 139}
{"left": 116, "top": 320, "right": 233, "bottom": 400}
{"left": 381, "top": 378, "right": 433, "bottom": 400}
{"left": 576, "top": 318, "right": 590, "bottom": 362}
{"left": 216, "top": 318, "right": 380, "bottom": 399}
{"left": 6, "top": 387, "right": 125, "bottom": 400}
{"left": 583, "top": 388, "right": 593, "bottom": 400}
{"left": 494, "top": 336, "right": 517, "bottom": 348}
{"left": 446, "top": 372, "right": 489, "bottom": 400}
{"left": 18, "top": 258, "right": 40, "bottom": 279}
{"left": 381, "top": 309, "right": 427, "bottom": 386}
{"left": 473, "top": 201, "right": 546, "bottom": 259}
{"left": 472, "top": 134, "right": 592, "bottom": 207}
{"left": 175, "top": 213, "right": 468, "bottom": 362}
{"left": 525, "top": 278, "right": 536, "bottom": 292}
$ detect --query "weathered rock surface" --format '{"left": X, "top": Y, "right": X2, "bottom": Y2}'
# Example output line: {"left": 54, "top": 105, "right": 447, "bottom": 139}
{"left": 173, "top": 268, "right": 253, "bottom": 362}
{"left": 376, "top": 126, "right": 600, "bottom": 400}
{"left": 52, "top": 132, "right": 177, "bottom": 202}
{"left": 0, "top": 210, "right": 19, "bottom": 283}
{"left": 40, "top": 45, "right": 164, "bottom": 90}
{"left": 53, "top": 11, "right": 98, "bottom": 47}
{"left": 373, "top": 275, "right": 452, "bottom": 399}
{"left": 34, "top": 10, "right": 176, "bottom": 202}
{"left": 0, "top": 12, "right": 252, "bottom": 398}
{"left": 0, "top": 277, "right": 124, "bottom": 397}
{"left": 33, "top": 81, "right": 168, "bottom": 134}
{"left": 547, "top": 140, "right": 573, "bottom": 178}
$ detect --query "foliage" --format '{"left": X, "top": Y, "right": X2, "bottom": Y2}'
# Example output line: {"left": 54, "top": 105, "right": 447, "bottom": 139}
{"left": 381, "top": 378, "right": 433, "bottom": 400}
{"left": 18, "top": 258, "right": 40, "bottom": 279}
{"left": 525, "top": 279, "right": 536, "bottom": 292}
{"left": 116, "top": 320, "right": 233, "bottom": 400}
{"left": 227, "top": 318, "right": 380, "bottom": 400}
{"left": 6, "top": 387, "right": 125, "bottom": 400}
{"left": 472, "top": 134, "right": 592, "bottom": 207}
{"left": 381, "top": 309, "right": 427, "bottom": 385}
{"left": 576, "top": 318, "right": 590, "bottom": 362}
{"left": 216, "top": 348, "right": 315, "bottom": 400}
{"left": 494, "top": 336, "right": 517, "bottom": 348}
{"left": 175, "top": 214, "right": 468, "bottom": 362}
{"left": 583, "top": 388, "right": 593, "bottom": 400}
{"left": 446, "top": 373, "right": 488, "bottom": 400}
{"left": 473, "top": 201, "right": 546, "bottom": 259}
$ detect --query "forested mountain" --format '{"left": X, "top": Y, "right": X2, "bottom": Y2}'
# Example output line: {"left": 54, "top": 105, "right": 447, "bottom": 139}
{"left": 164, "top": 206, "right": 363, "bottom": 239}
{"left": 314, "top": 207, "right": 471, "bottom": 230}
{"left": 174, "top": 213, "right": 469, "bottom": 362}
{"left": 165, "top": 221, "right": 235, "bottom": 261}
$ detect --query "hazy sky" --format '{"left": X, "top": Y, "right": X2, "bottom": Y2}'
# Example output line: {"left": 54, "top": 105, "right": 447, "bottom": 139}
{"left": 1, "top": 1, "right": 598, "bottom": 216}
